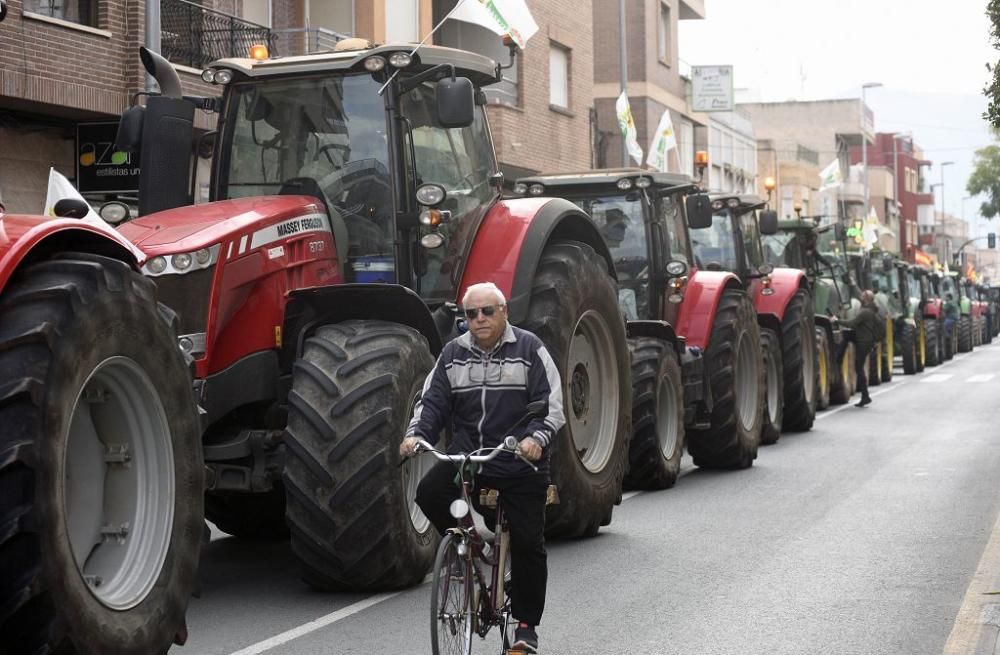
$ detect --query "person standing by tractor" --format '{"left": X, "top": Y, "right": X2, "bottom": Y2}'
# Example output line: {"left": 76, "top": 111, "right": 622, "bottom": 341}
{"left": 835, "top": 290, "right": 884, "bottom": 407}
{"left": 400, "top": 282, "right": 564, "bottom": 654}
{"left": 944, "top": 292, "right": 960, "bottom": 343}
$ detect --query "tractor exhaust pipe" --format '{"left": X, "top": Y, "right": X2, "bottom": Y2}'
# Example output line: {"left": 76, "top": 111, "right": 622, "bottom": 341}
{"left": 140, "top": 46, "right": 183, "bottom": 99}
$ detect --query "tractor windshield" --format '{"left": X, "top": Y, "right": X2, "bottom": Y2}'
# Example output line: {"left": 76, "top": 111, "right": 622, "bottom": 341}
{"left": 571, "top": 194, "right": 650, "bottom": 319}
{"left": 871, "top": 268, "right": 898, "bottom": 296}
{"left": 763, "top": 232, "right": 805, "bottom": 269}
{"left": 690, "top": 211, "right": 740, "bottom": 272}
{"left": 220, "top": 74, "right": 395, "bottom": 278}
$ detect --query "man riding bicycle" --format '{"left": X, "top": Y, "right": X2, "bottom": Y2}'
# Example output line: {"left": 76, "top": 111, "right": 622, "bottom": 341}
{"left": 400, "top": 282, "right": 564, "bottom": 654}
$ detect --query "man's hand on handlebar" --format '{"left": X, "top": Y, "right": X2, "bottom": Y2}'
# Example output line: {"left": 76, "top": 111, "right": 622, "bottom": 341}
{"left": 399, "top": 436, "right": 421, "bottom": 459}
{"left": 517, "top": 437, "right": 543, "bottom": 462}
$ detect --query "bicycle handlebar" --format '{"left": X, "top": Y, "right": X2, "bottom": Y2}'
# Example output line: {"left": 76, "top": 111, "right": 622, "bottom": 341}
{"left": 414, "top": 435, "right": 538, "bottom": 471}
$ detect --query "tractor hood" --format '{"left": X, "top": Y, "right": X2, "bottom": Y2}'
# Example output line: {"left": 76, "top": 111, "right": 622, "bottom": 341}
{"left": 119, "top": 196, "right": 325, "bottom": 255}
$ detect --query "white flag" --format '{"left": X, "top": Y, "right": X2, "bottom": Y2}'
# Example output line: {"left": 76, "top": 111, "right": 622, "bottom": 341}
{"left": 861, "top": 206, "right": 880, "bottom": 251}
{"left": 818, "top": 159, "right": 842, "bottom": 191}
{"left": 646, "top": 110, "right": 677, "bottom": 172}
{"left": 449, "top": 0, "right": 539, "bottom": 49}
{"left": 44, "top": 168, "right": 145, "bottom": 262}
{"left": 616, "top": 92, "right": 644, "bottom": 166}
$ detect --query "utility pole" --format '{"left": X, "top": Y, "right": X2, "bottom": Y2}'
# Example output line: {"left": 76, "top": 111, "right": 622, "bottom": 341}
{"left": 861, "top": 82, "right": 882, "bottom": 224}
{"left": 940, "top": 161, "right": 954, "bottom": 263}
{"left": 618, "top": 0, "right": 628, "bottom": 168}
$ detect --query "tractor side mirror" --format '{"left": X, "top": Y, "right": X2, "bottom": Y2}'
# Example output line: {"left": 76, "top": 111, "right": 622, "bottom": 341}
{"left": 759, "top": 210, "right": 779, "bottom": 235}
{"left": 685, "top": 194, "right": 713, "bottom": 229}
{"left": 436, "top": 76, "right": 475, "bottom": 128}
{"left": 53, "top": 198, "right": 91, "bottom": 219}
{"left": 0, "top": 1, "right": 8, "bottom": 23}
{"left": 115, "top": 104, "right": 145, "bottom": 153}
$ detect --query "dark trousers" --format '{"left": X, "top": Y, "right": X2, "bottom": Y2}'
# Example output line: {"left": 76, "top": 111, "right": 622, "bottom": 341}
{"left": 855, "top": 344, "right": 872, "bottom": 399}
{"left": 416, "top": 461, "right": 549, "bottom": 626}
{"left": 838, "top": 336, "right": 872, "bottom": 400}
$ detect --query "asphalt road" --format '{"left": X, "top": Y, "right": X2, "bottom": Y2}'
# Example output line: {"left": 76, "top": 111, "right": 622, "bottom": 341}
{"left": 176, "top": 343, "right": 1000, "bottom": 655}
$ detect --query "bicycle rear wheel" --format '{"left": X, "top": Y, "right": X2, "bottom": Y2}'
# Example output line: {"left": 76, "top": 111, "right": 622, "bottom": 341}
{"left": 431, "top": 534, "right": 473, "bottom": 655}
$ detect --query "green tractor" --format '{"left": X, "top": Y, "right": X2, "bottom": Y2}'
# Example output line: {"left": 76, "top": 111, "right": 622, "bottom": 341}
{"left": 870, "top": 253, "right": 925, "bottom": 375}
{"left": 764, "top": 216, "right": 857, "bottom": 409}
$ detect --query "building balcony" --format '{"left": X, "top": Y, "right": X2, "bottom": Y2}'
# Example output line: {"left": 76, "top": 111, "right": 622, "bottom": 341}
{"left": 270, "top": 27, "right": 351, "bottom": 57}
{"left": 838, "top": 181, "right": 864, "bottom": 204}
{"left": 162, "top": 0, "right": 275, "bottom": 69}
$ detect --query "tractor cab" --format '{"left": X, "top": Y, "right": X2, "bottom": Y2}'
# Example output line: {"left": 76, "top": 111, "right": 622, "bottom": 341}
{"left": 511, "top": 169, "right": 699, "bottom": 322}
{"left": 691, "top": 194, "right": 774, "bottom": 283}
{"left": 118, "top": 40, "right": 510, "bottom": 306}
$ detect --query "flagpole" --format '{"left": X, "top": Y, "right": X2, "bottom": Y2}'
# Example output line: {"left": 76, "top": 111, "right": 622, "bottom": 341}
{"left": 618, "top": 0, "right": 628, "bottom": 168}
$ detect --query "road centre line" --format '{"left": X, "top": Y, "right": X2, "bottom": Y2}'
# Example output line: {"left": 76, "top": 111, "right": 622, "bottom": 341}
{"left": 967, "top": 374, "right": 996, "bottom": 383}
{"left": 921, "top": 373, "right": 953, "bottom": 383}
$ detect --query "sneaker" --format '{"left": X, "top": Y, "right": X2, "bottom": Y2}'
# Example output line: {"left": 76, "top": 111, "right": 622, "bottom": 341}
{"left": 512, "top": 623, "right": 538, "bottom": 654}
{"left": 855, "top": 396, "right": 872, "bottom": 408}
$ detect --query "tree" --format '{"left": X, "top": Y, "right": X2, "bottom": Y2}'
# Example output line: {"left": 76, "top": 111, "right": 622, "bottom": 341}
{"left": 967, "top": 133, "right": 1000, "bottom": 218}
{"left": 985, "top": 0, "right": 1000, "bottom": 127}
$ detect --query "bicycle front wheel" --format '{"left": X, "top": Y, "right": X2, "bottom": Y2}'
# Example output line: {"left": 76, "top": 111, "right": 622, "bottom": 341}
{"left": 430, "top": 533, "right": 474, "bottom": 655}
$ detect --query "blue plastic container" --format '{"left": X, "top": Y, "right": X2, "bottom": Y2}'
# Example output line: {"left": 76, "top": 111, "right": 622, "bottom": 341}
{"left": 352, "top": 256, "right": 396, "bottom": 283}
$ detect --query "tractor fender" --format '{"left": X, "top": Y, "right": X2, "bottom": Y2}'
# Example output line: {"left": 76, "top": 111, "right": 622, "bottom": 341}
{"left": 283, "top": 283, "right": 444, "bottom": 358}
{"left": 459, "top": 197, "right": 615, "bottom": 325}
{"left": 753, "top": 267, "right": 808, "bottom": 324}
{"left": 626, "top": 320, "right": 682, "bottom": 356}
{"left": 923, "top": 300, "right": 942, "bottom": 319}
{"left": 675, "top": 269, "right": 743, "bottom": 351}
{"left": 0, "top": 213, "right": 140, "bottom": 292}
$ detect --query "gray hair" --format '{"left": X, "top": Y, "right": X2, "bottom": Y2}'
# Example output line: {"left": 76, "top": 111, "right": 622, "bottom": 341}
{"left": 462, "top": 282, "right": 507, "bottom": 307}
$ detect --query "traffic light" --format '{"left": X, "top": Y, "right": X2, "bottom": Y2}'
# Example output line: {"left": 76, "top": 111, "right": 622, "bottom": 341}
{"left": 989, "top": 232, "right": 996, "bottom": 249}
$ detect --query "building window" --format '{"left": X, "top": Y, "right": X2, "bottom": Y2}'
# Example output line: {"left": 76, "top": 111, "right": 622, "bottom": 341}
{"left": 438, "top": 13, "right": 518, "bottom": 106}
{"left": 658, "top": 2, "right": 671, "bottom": 65}
{"left": 26, "top": 0, "right": 97, "bottom": 26}
{"left": 549, "top": 43, "right": 570, "bottom": 110}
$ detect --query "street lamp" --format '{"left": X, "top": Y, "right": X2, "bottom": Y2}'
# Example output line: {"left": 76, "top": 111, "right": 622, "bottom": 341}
{"left": 892, "top": 133, "right": 911, "bottom": 254}
{"left": 939, "top": 161, "right": 954, "bottom": 260}
{"left": 861, "top": 82, "right": 882, "bottom": 223}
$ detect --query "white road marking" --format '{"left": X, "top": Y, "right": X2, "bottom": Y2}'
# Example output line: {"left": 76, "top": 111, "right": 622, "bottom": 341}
{"left": 920, "top": 374, "right": 953, "bottom": 383}
{"left": 815, "top": 381, "right": 907, "bottom": 420}
{"left": 967, "top": 374, "right": 996, "bottom": 383}
{"left": 227, "top": 592, "right": 406, "bottom": 655}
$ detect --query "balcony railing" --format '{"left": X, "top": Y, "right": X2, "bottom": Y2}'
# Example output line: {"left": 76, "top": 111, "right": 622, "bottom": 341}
{"left": 270, "top": 27, "right": 350, "bottom": 57}
{"left": 162, "top": 0, "right": 275, "bottom": 69}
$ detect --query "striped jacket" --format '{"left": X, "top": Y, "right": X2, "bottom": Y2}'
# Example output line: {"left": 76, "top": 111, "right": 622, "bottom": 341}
{"left": 407, "top": 323, "right": 564, "bottom": 476}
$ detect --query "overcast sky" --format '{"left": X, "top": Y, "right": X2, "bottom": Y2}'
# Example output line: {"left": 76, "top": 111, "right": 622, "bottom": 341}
{"left": 679, "top": 0, "right": 998, "bottom": 237}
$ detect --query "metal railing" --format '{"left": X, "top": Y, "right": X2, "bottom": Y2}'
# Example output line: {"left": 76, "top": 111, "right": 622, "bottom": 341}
{"left": 162, "top": 0, "right": 275, "bottom": 69}
{"left": 270, "top": 27, "right": 350, "bottom": 56}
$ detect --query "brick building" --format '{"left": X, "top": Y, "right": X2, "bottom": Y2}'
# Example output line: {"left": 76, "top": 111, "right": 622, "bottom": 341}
{"left": 592, "top": 0, "right": 706, "bottom": 175}
{"left": 849, "top": 133, "right": 935, "bottom": 263}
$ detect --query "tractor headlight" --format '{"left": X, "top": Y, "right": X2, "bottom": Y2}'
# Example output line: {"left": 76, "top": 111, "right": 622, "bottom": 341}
{"left": 616, "top": 178, "right": 633, "bottom": 191}
{"left": 201, "top": 68, "right": 217, "bottom": 83}
{"left": 143, "top": 245, "right": 221, "bottom": 277}
{"left": 388, "top": 52, "right": 413, "bottom": 68}
{"left": 213, "top": 69, "right": 233, "bottom": 84}
{"left": 364, "top": 56, "right": 387, "bottom": 72}
{"left": 172, "top": 253, "right": 193, "bottom": 271}
{"left": 528, "top": 184, "right": 545, "bottom": 196}
{"left": 635, "top": 176, "right": 652, "bottom": 189}
{"left": 147, "top": 256, "right": 168, "bottom": 275}
{"left": 513, "top": 182, "right": 528, "bottom": 195}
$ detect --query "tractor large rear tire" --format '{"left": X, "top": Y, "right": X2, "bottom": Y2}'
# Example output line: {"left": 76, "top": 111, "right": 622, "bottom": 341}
{"left": 958, "top": 316, "right": 973, "bottom": 353}
{"left": 901, "top": 323, "right": 919, "bottom": 374}
{"left": 779, "top": 290, "right": 816, "bottom": 431}
{"left": 623, "top": 338, "right": 684, "bottom": 490}
{"left": 880, "top": 318, "right": 894, "bottom": 383}
{"left": 0, "top": 254, "right": 202, "bottom": 655}
{"left": 687, "top": 290, "right": 764, "bottom": 469}
{"left": 760, "top": 328, "right": 784, "bottom": 446}
{"left": 815, "top": 329, "right": 831, "bottom": 411}
{"left": 521, "top": 241, "right": 630, "bottom": 538}
{"left": 205, "top": 486, "right": 289, "bottom": 541}
{"left": 830, "top": 340, "right": 856, "bottom": 405}
{"left": 283, "top": 321, "right": 438, "bottom": 590}
{"left": 924, "top": 319, "right": 941, "bottom": 367}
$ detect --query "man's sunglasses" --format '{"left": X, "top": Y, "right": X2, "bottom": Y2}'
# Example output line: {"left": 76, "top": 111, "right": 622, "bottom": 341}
{"left": 464, "top": 305, "right": 501, "bottom": 319}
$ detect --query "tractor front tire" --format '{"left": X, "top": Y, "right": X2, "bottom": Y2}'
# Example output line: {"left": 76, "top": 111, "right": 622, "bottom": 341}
{"left": 958, "top": 316, "right": 973, "bottom": 353}
{"left": 623, "top": 338, "right": 684, "bottom": 490}
{"left": 687, "top": 290, "right": 764, "bottom": 469}
{"left": 284, "top": 321, "right": 438, "bottom": 590}
{"left": 0, "top": 254, "right": 202, "bottom": 655}
{"left": 901, "top": 323, "right": 919, "bottom": 374}
{"left": 829, "top": 339, "right": 855, "bottom": 405}
{"left": 924, "top": 319, "right": 941, "bottom": 367}
{"left": 815, "top": 329, "right": 831, "bottom": 411}
{"left": 522, "top": 241, "right": 631, "bottom": 538}
{"left": 779, "top": 290, "right": 816, "bottom": 431}
{"left": 760, "top": 328, "right": 784, "bottom": 446}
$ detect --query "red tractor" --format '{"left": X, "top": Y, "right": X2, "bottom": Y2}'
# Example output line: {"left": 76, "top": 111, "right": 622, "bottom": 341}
{"left": 513, "top": 169, "right": 764, "bottom": 483}
{"left": 1, "top": 41, "right": 634, "bottom": 654}
{"left": 692, "top": 194, "right": 817, "bottom": 443}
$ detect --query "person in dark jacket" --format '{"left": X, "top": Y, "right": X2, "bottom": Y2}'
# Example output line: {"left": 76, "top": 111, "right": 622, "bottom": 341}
{"left": 837, "top": 290, "right": 884, "bottom": 407}
{"left": 400, "top": 281, "right": 564, "bottom": 655}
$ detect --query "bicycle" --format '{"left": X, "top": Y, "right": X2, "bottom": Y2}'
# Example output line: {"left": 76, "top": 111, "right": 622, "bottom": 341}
{"left": 412, "top": 408, "right": 558, "bottom": 655}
